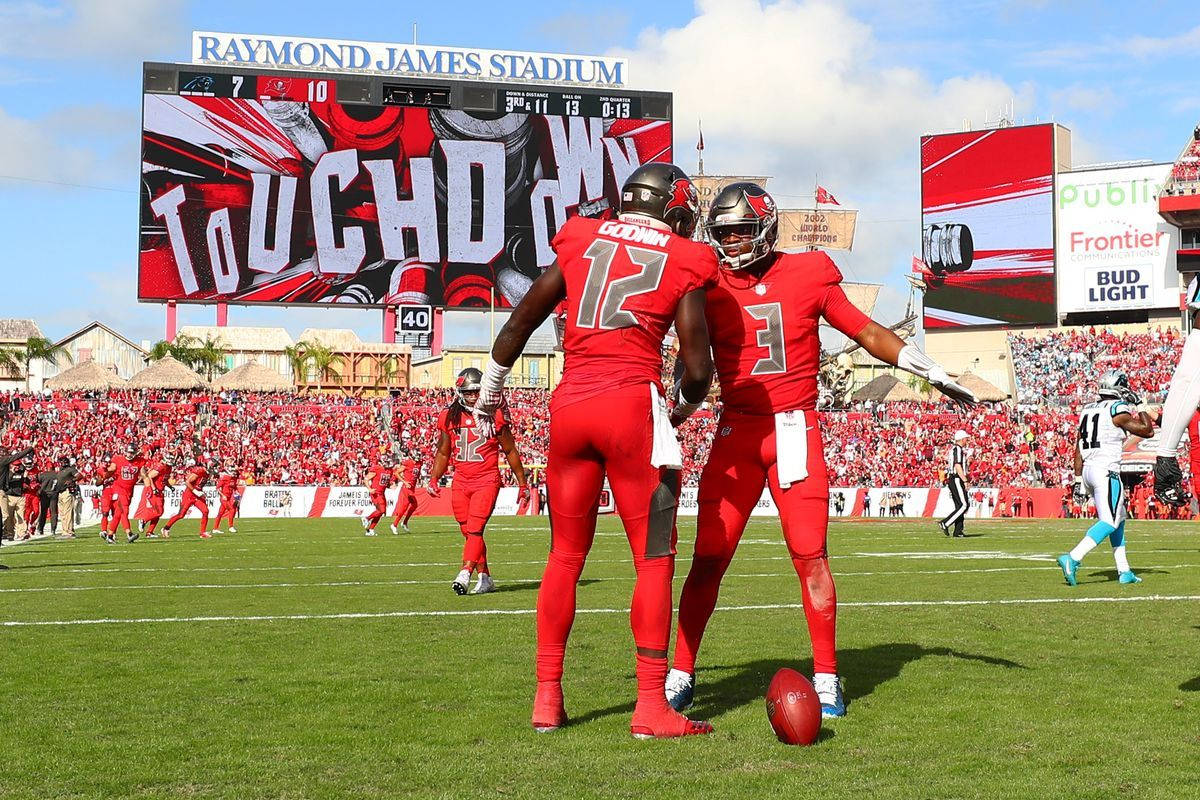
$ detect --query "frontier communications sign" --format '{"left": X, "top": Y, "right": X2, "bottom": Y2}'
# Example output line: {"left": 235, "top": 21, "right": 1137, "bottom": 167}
{"left": 1056, "top": 163, "right": 1179, "bottom": 314}
{"left": 192, "top": 31, "right": 628, "bottom": 86}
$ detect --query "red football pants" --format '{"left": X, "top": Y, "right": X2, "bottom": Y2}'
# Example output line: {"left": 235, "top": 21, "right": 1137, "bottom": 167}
{"left": 216, "top": 494, "right": 237, "bottom": 529}
{"left": 392, "top": 489, "right": 418, "bottom": 525}
{"left": 167, "top": 491, "right": 209, "bottom": 532}
{"left": 536, "top": 383, "right": 680, "bottom": 705}
{"left": 452, "top": 480, "right": 499, "bottom": 569}
{"left": 675, "top": 410, "right": 838, "bottom": 675}
{"left": 104, "top": 488, "right": 133, "bottom": 533}
{"left": 136, "top": 492, "right": 165, "bottom": 532}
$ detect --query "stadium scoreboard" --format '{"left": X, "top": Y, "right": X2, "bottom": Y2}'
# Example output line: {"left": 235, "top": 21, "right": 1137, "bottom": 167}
{"left": 148, "top": 62, "right": 670, "bottom": 120}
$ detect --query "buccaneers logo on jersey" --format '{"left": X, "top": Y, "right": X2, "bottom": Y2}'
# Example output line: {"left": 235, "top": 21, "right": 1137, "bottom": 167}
{"left": 664, "top": 178, "right": 699, "bottom": 216}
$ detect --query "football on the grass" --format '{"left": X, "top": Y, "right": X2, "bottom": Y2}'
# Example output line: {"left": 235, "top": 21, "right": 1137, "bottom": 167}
{"left": 765, "top": 668, "right": 822, "bottom": 745}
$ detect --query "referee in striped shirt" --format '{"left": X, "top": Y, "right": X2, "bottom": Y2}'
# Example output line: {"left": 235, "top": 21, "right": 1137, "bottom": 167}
{"left": 939, "top": 430, "right": 971, "bottom": 538}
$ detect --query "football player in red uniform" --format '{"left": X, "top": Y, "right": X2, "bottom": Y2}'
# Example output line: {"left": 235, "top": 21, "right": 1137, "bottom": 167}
{"left": 473, "top": 162, "right": 718, "bottom": 739}
{"left": 428, "top": 368, "right": 528, "bottom": 595}
{"left": 363, "top": 457, "right": 393, "bottom": 536}
{"left": 390, "top": 457, "right": 420, "bottom": 534}
{"left": 213, "top": 460, "right": 239, "bottom": 534}
{"left": 163, "top": 460, "right": 212, "bottom": 539}
{"left": 104, "top": 444, "right": 144, "bottom": 543}
{"left": 137, "top": 453, "right": 173, "bottom": 538}
{"left": 665, "top": 183, "right": 976, "bottom": 719}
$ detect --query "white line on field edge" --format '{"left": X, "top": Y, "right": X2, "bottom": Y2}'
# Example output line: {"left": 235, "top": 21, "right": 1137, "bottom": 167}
{"left": 3, "top": 595, "right": 1199, "bottom": 627}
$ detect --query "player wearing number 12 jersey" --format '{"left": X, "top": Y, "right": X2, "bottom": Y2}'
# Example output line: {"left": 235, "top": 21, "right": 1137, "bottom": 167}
{"left": 666, "top": 183, "right": 977, "bottom": 720}
{"left": 428, "top": 368, "right": 529, "bottom": 596}
{"left": 473, "top": 162, "right": 719, "bottom": 739}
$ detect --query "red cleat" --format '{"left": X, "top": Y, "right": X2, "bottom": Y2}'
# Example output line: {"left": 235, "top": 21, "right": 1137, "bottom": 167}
{"left": 630, "top": 704, "right": 715, "bottom": 739}
{"left": 198, "top": 532, "right": 212, "bottom": 539}
{"left": 531, "top": 683, "right": 567, "bottom": 733}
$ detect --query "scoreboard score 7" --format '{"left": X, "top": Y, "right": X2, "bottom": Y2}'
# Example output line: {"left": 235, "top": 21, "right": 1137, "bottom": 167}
{"left": 177, "top": 71, "right": 335, "bottom": 103}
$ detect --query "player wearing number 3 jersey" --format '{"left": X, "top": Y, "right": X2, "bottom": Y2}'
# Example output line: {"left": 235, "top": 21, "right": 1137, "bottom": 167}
{"left": 428, "top": 367, "right": 529, "bottom": 596}
{"left": 666, "top": 182, "right": 977, "bottom": 720}
{"left": 473, "top": 162, "right": 719, "bottom": 739}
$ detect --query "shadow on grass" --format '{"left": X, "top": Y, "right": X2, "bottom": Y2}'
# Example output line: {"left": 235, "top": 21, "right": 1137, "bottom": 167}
{"left": 2, "top": 561, "right": 115, "bottom": 570}
{"left": 569, "top": 643, "right": 1028, "bottom": 726}
{"left": 1083, "top": 568, "right": 1170, "bottom": 583}
{"left": 1181, "top": 676, "right": 1200, "bottom": 692}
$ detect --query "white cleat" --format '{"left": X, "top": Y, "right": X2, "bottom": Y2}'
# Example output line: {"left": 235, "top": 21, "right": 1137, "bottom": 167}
{"left": 365, "top": 529, "right": 377, "bottom": 536}
{"left": 470, "top": 574, "right": 496, "bottom": 594}
{"left": 228, "top": 526, "right": 236, "bottom": 534}
{"left": 402, "top": 521, "right": 411, "bottom": 533}
{"left": 390, "top": 524, "right": 398, "bottom": 535}
{"left": 665, "top": 668, "right": 695, "bottom": 712}
{"left": 452, "top": 568, "right": 472, "bottom": 595}
{"left": 212, "top": 529, "right": 223, "bottom": 535}
{"left": 361, "top": 516, "right": 369, "bottom": 529}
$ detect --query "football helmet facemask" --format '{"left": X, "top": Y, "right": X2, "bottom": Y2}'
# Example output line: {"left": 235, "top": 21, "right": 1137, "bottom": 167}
{"left": 455, "top": 367, "right": 483, "bottom": 407}
{"left": 705, "top": 182, "right": 779, "bottom": 271}
{"left": 1098, "top": 369, "right": 1138, "bottom": 404}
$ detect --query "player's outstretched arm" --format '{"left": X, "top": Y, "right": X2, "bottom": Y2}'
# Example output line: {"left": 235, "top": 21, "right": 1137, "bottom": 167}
{"left": 850, "top": 321, "right": 977, "bottom": 405}
{"left": 670, "top": 288, "right": 714, "bottom": 425}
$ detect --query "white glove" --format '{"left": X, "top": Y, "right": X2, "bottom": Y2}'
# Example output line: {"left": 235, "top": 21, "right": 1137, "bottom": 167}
{"left": 897, "top": 345, "right": 978, "bottom": 406}
{"left": 192, "top": 487, "right": 205, "bottom": 497}
{"left": 472, "top": 358, "right": 510, "bottom": 439}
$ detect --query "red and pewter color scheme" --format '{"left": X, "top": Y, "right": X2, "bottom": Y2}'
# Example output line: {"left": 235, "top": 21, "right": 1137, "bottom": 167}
{"left": 765, "top": 668, "right": 822, "bottom": 746}
{"left": 139, "top": 90, "right": 671, "bottom": 308}
{"left": 919, "top": 123, "right": 1057, "bottom": 328}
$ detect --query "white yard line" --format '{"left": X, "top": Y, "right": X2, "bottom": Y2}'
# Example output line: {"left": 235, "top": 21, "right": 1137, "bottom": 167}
{"left": 3, "top": 595, "right": 1199, "bottom": 627}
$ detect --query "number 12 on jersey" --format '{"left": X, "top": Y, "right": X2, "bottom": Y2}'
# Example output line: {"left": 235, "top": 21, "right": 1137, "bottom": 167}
{"left": 576, "top": 240, "right": 668, "bottom": 330}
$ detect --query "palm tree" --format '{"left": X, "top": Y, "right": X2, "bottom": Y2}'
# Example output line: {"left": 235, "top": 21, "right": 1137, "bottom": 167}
{"left": 24, "top": 335, "right": 73, "bottom": 391}
{"left": 283, "top": 344, "right": 311, "bottom": 388}
{"left": 147, "top": 334, "right": 201, "bottom": 366}
{"left": 191, "top": 335, "right": 229, "bottom": 381}
{"left": 304, "top": 341, "right": 343, "bottom": 391}
{"left": 0, "top": 347, "right": 22, "bottom": 381}
{"left": 377, "top": 356, "right": 402, "bottom": 388}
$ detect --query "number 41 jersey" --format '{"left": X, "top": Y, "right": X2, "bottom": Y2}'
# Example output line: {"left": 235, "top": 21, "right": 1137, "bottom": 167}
{"left": 1077, "top": 399, "right": 1132, "bottom": 471}
{"left": 708, "top": 251, "right": 870, "bottom": 415}
{"left": 550, "top": 215, "right": 719, "bottom": 412}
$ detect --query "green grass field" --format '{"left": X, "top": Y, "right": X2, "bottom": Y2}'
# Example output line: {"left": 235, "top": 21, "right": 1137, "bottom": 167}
{"left": 1, "top": 514, "right": 1197, "bottom": 799}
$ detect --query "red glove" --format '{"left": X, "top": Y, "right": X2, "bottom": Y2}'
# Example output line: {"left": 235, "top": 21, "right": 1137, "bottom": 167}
{"left": 518, "top": 485, "right": 531, "bottom": 506}
{"left": 425, "top": 483, "right": 440, "bottom": 497}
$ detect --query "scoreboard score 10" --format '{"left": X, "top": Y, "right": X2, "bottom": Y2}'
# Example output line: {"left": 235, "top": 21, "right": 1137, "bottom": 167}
{"left": 179, "top": 71, "right": 336, "bottom": 103}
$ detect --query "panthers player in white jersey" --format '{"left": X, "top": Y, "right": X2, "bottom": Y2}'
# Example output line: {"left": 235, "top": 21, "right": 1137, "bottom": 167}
{"left": 1057, "top": 370, "right": 1156, "bottom": 586}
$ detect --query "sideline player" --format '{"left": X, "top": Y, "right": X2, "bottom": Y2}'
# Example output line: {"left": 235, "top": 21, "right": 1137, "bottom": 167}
{"left": 473, "top": 162, "right": 718, "bottom": 738}
{"left": 428, "top": 368, "right": 529, "bottom": 595}
{"left": 136, "top": 452, "right": 173, "bottom": 538}
{"left": 390, "top": 456, "right": 420, "bottom": 534}
{"left": 362, "top": 456, "right": 392, "bottom": 536}
{"left": 665, "top": 182, "right": 976, "bottom": 719}
{"left": 163, "top": 459, "right": 212, "bottom": 539}
{"left": 1057, "top": 371, "right": 1156, "bottom": 586}
{"left": 1152, "top": 276, "right": 1200, "bottom": 504}
{"left": 213, "top": 460, "right": 239, "bottom": 534}
{"left": 104, "top": 444, "right": 143, "bottom": 544}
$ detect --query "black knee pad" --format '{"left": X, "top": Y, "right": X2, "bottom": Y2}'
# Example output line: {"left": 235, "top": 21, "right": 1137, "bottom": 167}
{"left": 645, "top": 470, "right": 681, "bottom": 559}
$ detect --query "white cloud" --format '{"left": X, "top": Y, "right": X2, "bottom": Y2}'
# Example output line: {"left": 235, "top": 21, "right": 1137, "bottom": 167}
{"left": 0, "top": 103, "right": 137, "bottom": 186}
{"left": 0, "top": 0, "right": 185, "bottom": 60}
{"left": 1050, "top": 85, "right": 1117, "bottom": 114}
{"left": 615, "top": 0, "right": 1028, "bottom": 319}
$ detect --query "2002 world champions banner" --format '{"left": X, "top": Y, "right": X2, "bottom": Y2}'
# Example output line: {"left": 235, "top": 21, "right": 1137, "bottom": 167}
{"left": 919, "top": 124, "right": 1057, "bottom": 327}
{"left": 139, "top": 93, "right": 670, "bottom": 307}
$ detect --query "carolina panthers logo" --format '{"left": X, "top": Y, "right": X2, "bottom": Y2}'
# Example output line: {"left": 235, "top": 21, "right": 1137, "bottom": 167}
{"left": 664, "top": 178, "right": 698, "bottom": 215}
{"left": 744, "top": 191, "right": 776, "bottom": 219}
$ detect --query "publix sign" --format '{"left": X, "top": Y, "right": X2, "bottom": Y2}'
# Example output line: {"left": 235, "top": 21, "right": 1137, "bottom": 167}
{"left": 1056, "top": 164, "right": 1179, "bottom": 314}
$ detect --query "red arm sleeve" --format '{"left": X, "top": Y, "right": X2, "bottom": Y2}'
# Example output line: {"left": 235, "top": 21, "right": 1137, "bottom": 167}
{"left": 818, "top": 255, "right": 870, "bottom": 338}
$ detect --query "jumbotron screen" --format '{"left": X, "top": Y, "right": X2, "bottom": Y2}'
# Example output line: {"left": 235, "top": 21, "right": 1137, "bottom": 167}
{"left": 920, "top": 123, "right": 1057, "bottom": 327}
{"left": 138, "top": 67, "right": 671, "bottom": 307}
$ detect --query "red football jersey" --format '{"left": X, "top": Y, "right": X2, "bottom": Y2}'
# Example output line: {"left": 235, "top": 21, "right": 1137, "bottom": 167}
{"left": 367, "top": 465, "right": 391, "bottom": 493}
{"left": 438, "top": 406, "right": 505, "bottom": 485}
{"left": 707, "top": 252, "right": 870, "bottom": 415}
{"left": 550, "top": 215, "right": 719, "bottom": 411}
{"left": 217, "top": 473, "right": 237, "bottom": 497}
{"left": 147, "top": 461, "right": 170, "bottom": 494}
{"left": 395, "top": 459, "right": 419, "bottom": 488}
{"left": 109, "top": 455, "right": 142, "bottom": 495}
{"left": 186, "top": 465, "right": 208, "bottom": 488}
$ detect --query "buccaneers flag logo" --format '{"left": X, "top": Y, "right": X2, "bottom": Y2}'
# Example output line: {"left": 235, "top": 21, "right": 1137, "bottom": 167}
{"left": 744, "top": 190, "right": 776, "bottom": 220}
{"left": 664, "top": 178, "right": 698, "bottom": 215}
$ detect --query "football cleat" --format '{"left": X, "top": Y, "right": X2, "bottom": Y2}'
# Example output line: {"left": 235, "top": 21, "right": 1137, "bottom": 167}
{"left": 364, "top": 529, "right": 377, "bottom": 536}
{"left": 198, "top": 531, "right": 212, "bottom": 539}
{"left": 813, "top": 673, "right": 847, "bottom": 719}
{"left": 146, "top": 532, "right": 158, "bottom": 539}
{"left": 532, "top": 683, "right": 568, "bottom": 733}
{"left": 361, "top": 516, "right": 369, "bottom": 529}
{"left": 104, "top": 534, "right": 116, "bottom": 545}
{"left": 630, "top": 706, "right": 714, "bottom": 739}
{"left": 389, "top": 523, "right": 398, "bottom": 535}
{"left": 938, "top": 521, "right": 949, "bottom": 537}
{"left": 452, "top": 568, "right": 471, "bottom": 596}
{"left": 228, "top": 526, "right": 236, "bottom": 533}
{"left": 1118, "top": 570, "right": 1142, "bottom": 584}
{"left": 665, "top": 668, "right": 695, "bottom": 712}
{"left": 402, "top": 521, "right": 411, "bottom": 533}
{"left": 470, "top": 573, "right": 496, "bottom": 595}
{"left": 127, "top": 532, "right": 139, "bottom": 544}
{"left": 212, "top": 529, "right": 223, "bottom": 535}
{"left": 1057, "top": 554, "right": 1079, "bottom": 586}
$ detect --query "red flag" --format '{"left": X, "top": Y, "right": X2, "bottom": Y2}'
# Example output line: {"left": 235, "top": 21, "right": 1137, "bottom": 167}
{"left": 816, "top": 186, "right": 839, "bottom": 205}
{"left": 912, "top": 255, "right": 927, "bottom": 273}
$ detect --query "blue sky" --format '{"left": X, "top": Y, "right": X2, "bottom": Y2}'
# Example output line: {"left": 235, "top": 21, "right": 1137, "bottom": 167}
{"left": 1, "top": 0, "right": 1197, "bottom": 346}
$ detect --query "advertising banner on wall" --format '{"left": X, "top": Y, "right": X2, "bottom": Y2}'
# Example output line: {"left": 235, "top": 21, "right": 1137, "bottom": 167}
{"left": 920, "top": 124, "right": 1057, "bottom": 327}
{"left": 1055, "top": 163, "right": 1179, "bottom": 313}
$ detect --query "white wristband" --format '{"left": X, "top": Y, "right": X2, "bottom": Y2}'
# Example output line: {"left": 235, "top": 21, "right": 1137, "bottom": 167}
{"left": 481, "top": 358, "right": 511, "bottom": 398}
{"left": 897, "top": 344, "right": 940, "bottom": 381}
{"left": 672, "top": 386, "right": 705, "bottom": 420}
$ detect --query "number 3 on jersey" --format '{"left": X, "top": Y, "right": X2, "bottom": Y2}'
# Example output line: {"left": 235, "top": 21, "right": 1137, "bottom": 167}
{"left": 576, "top": 240, "right": 668, "bottom": 330}
{"left": 746, "top": 302, "right": 787, "bottom": 375}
